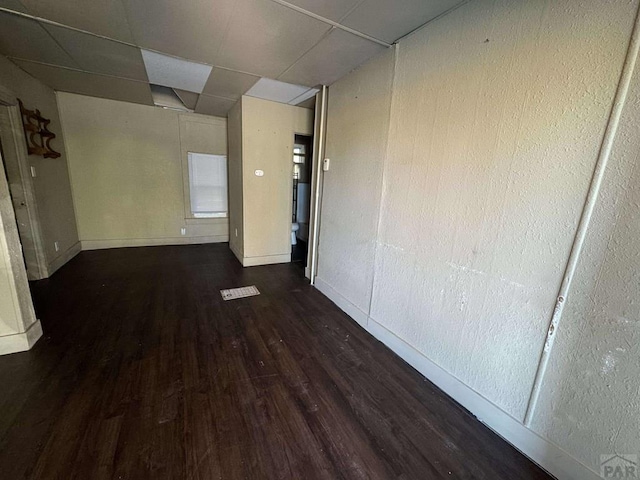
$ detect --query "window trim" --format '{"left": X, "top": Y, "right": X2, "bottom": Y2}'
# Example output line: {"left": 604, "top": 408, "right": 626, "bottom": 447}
{"left": 184, "top": 151, "right": 228, "bottom": 220}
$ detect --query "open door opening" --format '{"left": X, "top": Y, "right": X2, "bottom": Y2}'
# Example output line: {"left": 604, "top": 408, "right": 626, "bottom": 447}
{"left": 0, "top": 104, "right": 47, "bottom": 280}
{"left": 307, "top": 85, "right": 328, "bottom": 284}
{"left": 0, "top": 119, "right": 42, "bottom": 355}
{"left": 0, "top": 137, "right": 27, "bottom": 270}
{"left": 291, "top": 133, "right": 313, "bottom": 271}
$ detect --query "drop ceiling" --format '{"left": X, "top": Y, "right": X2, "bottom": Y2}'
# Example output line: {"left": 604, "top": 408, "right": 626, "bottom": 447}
{"left": 0, "top": 0, "right": 463, "bottom": 117}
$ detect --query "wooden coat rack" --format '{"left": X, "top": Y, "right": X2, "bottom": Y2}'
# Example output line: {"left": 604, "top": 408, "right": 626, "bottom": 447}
{"left": 18, "top": 99, "right": 61, "bottom": 159}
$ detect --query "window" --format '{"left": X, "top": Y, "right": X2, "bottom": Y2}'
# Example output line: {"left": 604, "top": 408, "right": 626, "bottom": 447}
{"left": 188, "top": 152, "right": 228, "bottom": 218}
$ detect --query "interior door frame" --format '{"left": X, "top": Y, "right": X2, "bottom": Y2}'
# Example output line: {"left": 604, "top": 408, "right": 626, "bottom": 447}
{"left": 306, "top": 86, "right": 328, "bottom": 284}
{"left": 0, "top": 85, "right": 48, "bottom": 280}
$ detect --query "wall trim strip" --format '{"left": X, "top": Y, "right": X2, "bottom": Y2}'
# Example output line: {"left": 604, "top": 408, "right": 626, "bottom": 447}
{"left": 242, "top": 253, "right": 291, "bottom": 267}
{"left": 523, "top": 0, "right": 640, "bottom": 427}
{"left": 315, "top": 277, "right": 369, "bottom": 328}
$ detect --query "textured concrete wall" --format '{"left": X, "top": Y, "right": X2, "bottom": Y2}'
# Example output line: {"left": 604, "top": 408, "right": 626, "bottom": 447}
{"left": 0, "top": 55, "right": 79, "bottom": 272}
{"left": 317, "top": 0, "right": 640, "bottom": 476}
{"left": 240, "top": 96, "right": 313, "bottom": 264}
{"left": 58, "top": 93, "right": 228, "bottom": 248}
{"left": 372, "top": 0, "right": 635, "bottom": 420}
{"left": 318, "top": 48, "right": 394, "bottom": 316}
{"left": 529, "top": 31, "right": 640, "bottom": 471}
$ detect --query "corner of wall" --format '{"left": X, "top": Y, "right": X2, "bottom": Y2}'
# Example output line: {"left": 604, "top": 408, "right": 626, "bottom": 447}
{"left": 0, "top": 319, "right": 43, "bottom": 356}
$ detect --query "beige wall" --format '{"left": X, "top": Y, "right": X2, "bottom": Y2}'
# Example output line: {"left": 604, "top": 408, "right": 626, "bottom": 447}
{"left": 58, "top": 93, "right": 228, "bottom": 249}
{"left": 0, "top": 55, "right": 79, "bottom": 275}
{"left": 227, "top": 99, "right": 244, "bottom": 259}
{"left": 230, "top": 96, "right": 313, "bottom": 266}
{"left": 316, "top": 0, "right": 639, "bottom": 478}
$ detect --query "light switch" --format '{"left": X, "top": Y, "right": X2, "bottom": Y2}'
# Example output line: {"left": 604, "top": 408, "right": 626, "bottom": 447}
{"left": 323, "top": 158, "right": 330, "bottom": 172}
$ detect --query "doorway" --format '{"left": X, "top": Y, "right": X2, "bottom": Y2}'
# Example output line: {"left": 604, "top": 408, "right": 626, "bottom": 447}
{"left": 0, "top": 103, "right": 47, "bottom": 280}
{"left": 291, "top": 134, "right": 313, "bottom": 270}
{"left": 0, "top": 137, "right": 27, "bottom": 269}
{"left": 0, "top": 130, "right": 41, "bottom": 355}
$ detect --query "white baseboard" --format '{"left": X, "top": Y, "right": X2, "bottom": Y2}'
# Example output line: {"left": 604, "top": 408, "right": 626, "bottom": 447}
{"left": 81, "top": 235, "right": 228, "bottom": 250}
{"left": 315, "top": 277, "right": 369, "bottom": 328}
{"left": 0, "top": 319, "right": 43, "bottom": 356}
{"left": 242, "top": 253, "right": 291, "bottom": 267}
{"left": 47, "top": 241, "right": 81, "bottom": 276}
{"left": 315, "top": 279, "right": 599, "bottom": 480}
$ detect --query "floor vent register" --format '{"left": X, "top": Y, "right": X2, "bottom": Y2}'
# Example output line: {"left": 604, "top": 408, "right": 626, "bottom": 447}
{"left": 221, "top": 285, "right": 260, "bottom": 301}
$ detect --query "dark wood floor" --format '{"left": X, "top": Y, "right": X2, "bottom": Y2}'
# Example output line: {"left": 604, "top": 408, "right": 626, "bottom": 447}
{"left": 0, "top": 244, "right": 552, "bottom": 479}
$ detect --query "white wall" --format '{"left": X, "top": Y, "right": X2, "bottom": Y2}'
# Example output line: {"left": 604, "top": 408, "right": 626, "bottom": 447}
{"left": 58, "top": 93, "right": 229, "bottom": 249}
{"left": 318, "top": 48, "right": 394, "bottom": 320}
{"left": 529, "top": 30, "right": 640, "bottom": 469}
{"left": 316, "top": 0, "right": 640, "bottom": 478}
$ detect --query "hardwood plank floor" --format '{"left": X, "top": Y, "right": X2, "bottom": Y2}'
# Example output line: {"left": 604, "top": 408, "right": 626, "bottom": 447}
{"left": 0, "top": 244, "right": 553, "bottom": 479}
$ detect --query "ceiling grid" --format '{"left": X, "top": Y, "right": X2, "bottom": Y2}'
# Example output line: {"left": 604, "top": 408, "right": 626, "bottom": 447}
{"left": 0, "top": 0, "right": 464, "bottom": 115}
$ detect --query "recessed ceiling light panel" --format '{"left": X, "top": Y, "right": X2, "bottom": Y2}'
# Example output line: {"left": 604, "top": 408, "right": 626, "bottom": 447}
{"left": 141, "top": 49, "right": 212, "bottom": 93}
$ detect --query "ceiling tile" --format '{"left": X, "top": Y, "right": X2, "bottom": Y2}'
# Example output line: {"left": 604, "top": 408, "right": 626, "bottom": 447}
{"left": 194, "top": 94, "right": 236, "bottom": 117}
{"left": 0, "top": 0, "right": 28, "bottom": 12}
{"left": 279, "top": 28, "right": 386, "bottom": 86}
{"left": 282, "top": 0, "right": 363, "bottom": 22}
{"left": 121, "top": 0, "right": 236, "bottom": 66}
{"left": 0, "top": 12, "right": 78, "bottom": 68}
{"left": 13, "top": 60, "right": 153, "bottom": 105}
{"left": 215, "top": 0, "right": 331, "bottom": 78}
{"left": 141, "top": 50, "right": 212, "bottom": 93}
{"left": 245, "top": 78, "right": 311, "bottom": 104}
{"left": 202, "top": 68, "right": 260, "bottom": 100}
{"left": 44, "top": 24, "right": 148, "bottom": 81}
{"left": 173, "top": 89, "right": 199, "bottom": 110}
{"left": 18, "top": 0, "right": 135, "bottom": 42}
{"left": 341, "top": 0, "right": 462, "bottom": 43}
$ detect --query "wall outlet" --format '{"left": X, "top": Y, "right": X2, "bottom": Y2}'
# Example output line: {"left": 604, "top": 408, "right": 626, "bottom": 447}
{"left": 180, "top": 228, "right": 187, "bottom": 236}
{"left": 54, "top": 241, "right": 59, "bottom": 252}
{"left": 30, "top": 166, "right": 37, "bottom": 178}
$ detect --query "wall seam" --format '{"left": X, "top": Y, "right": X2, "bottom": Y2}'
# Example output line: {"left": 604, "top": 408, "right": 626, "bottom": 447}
{"left": 366, "top": 44, "right": 399, "bottom": 322}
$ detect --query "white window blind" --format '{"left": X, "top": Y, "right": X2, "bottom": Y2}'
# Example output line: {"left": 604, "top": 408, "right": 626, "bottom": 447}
{"left": 188, "top": 153, "right": 228, "bottom": 218}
